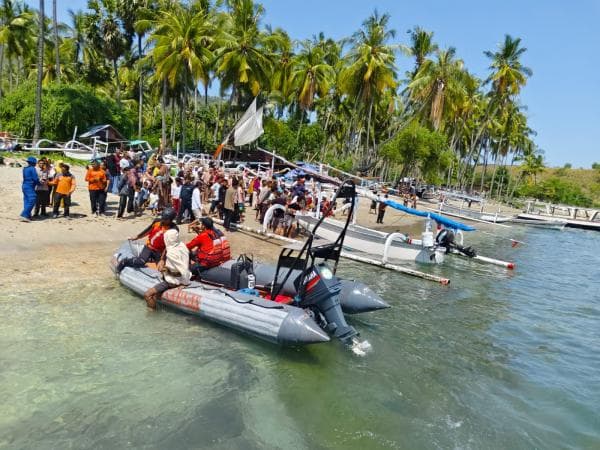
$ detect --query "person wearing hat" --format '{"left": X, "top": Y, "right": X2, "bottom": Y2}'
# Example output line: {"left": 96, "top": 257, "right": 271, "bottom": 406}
{"left": 49, "top": 163, "right": 76, "bottom": 218}
{"left": 186, "top": 217, "right": 231, "bottom": 277}
{"left": 20, "top": 156, "right": 40, "bottom": 222}
{"left": 116, "top": 207, "right": 179, "bottom": 273}
{"left": 85, "top": 159, "right": 108, "bottom": 216}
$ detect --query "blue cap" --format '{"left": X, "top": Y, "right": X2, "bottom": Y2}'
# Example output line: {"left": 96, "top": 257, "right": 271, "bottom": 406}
{"left": 26, "top": 156, "right": 37, "bottom": 165}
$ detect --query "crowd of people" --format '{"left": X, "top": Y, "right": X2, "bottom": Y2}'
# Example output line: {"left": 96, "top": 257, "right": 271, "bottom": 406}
{"left": 19, "top": 150, "right": 343, "bottom": 236}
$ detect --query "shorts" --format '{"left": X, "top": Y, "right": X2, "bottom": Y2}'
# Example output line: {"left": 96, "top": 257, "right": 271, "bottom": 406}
{"left": 153, "top": 280, "right": 177, "bottom": 295}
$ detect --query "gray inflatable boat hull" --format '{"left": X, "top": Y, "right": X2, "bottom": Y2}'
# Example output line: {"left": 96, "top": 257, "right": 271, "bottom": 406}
{"left": 111, "top": 243, "right": 329, "bottom": 346}
{"left": 201, "top": 260, "right": 390, "bottom": 314}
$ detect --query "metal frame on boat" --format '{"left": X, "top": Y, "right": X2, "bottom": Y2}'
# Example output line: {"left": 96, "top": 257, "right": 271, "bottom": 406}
{"left": 297, "top": 215, "right": 445, "bottom": 264}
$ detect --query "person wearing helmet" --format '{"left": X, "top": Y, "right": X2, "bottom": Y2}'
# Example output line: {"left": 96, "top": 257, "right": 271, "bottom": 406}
{"left": 116, "top": 207, "right": 178, "bottom": 273}
{"left": 20, "top": 156, "right": 40, "bottom": 222}
{"left": 186, "top": 217, "right": 231, "bottom": 277}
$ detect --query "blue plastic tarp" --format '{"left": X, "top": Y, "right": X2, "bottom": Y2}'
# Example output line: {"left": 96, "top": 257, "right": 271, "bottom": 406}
{"left": 384, "top": 200, "right": 476, "bottom": 231}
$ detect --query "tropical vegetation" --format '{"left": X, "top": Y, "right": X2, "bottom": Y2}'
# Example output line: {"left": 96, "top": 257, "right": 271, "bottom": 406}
{"left": 0, "top": 0, "right": 555, "bottom": 202}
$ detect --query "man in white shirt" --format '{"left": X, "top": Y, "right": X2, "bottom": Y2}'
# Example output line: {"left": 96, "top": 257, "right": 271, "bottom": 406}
{"left": 209, "top": 179, "right": 221, "bottom": 215}
{"left": 192, "top": 181, "right": 203, "bottom": 219}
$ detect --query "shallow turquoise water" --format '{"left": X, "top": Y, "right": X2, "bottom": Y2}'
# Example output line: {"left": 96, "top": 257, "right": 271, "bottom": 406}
{"left": 1, "top": 227, "right": 599, "bottom": 449}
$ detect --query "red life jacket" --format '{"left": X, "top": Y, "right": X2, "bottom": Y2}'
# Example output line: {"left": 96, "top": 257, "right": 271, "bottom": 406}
{"left": 196, "top": 229, "right": 231, "bottom": 268}
{"left": 146, "top": 222, "right": 169, "bottom": 252}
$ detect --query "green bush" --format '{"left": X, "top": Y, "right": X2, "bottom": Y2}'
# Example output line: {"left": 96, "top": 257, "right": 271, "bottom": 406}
{"left": 517, "top": 177, "right": 593, "bottom": 207}
{"left": 380, "top": 122, "right": 450, "bottom": 183}
{"left": 0, "top": 81, "right": 134, "bottom": 142}
{"left": 259, "top": 117, "right": 325, "bottom": 160}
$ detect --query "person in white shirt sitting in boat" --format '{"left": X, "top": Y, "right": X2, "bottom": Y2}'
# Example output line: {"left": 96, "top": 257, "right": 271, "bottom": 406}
{"left": 143, "top": 229, "right": 191, "bottom": 309}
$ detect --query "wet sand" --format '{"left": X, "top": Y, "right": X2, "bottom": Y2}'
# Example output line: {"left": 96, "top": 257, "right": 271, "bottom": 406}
{"left": 1, "top": 155, "right": 424, "bottom": 291}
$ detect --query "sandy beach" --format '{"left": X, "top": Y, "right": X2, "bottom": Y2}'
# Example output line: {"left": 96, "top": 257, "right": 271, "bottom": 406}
{"left": 1, "top": 155, "right": 427, "bottom": 292}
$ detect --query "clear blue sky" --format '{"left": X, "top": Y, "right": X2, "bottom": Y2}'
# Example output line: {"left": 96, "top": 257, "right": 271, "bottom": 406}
{"left": 39, "top": 0, "right": 600, "bottom": 167}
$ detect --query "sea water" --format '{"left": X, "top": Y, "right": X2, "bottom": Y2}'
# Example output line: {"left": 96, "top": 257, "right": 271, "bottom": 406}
{"left": 1, "top": 227, "right": 599, "bottom": 449}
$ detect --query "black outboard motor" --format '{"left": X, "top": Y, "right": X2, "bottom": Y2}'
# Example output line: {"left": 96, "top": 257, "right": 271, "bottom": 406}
{"left": 436, "top": 228, "right": 477, "bottom": 258}
{"left": 270, "top": 179, "right": 373, "bottom": 355}
{"left": 295, "top": 263, "right": 357, "bottom": 344}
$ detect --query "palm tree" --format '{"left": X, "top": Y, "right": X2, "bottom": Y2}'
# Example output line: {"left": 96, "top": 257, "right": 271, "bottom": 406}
{"left": 290, "top": 40, "right": 335, "bottom": 120}
{"left": 51, "top": 0, "right": 59, "bottom": 81}
{"left": 87, "top": 0, "right": 127, "bottom": 104}
{"left": 146, "top": 2, "right": 214, "bottom": 150}
{"left": 33, "top": 0, "right": 44, "bottom": 142}
{"left": 0, "top": 0, "right": 36, "bottom": 96}
{"left": 408, "top": 47, "right": 468, "bottom": 131}
{"left": 339, "top": 10, "right": 397, "bottom": 159}
{"left": 401, "top": 26, "right": 438, "bottom": 77}
{"left": 484, "top": 34, "right": 532, "bottom": 103}
{"left": 67, "top": 9, "right": 85, "bottom": 66}
{"left": 214, "top": 0, "right": 275, "bottom": 120}
{"left": 264, "top": 26, "right": 293, "bottom": 116}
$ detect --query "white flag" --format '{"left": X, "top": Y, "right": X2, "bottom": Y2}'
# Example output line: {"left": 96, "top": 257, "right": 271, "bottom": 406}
{"left": 234, "top": 105, "right": 264, "bottom": 146}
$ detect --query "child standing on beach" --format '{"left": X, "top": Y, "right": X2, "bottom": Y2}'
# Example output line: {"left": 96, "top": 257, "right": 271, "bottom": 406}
{"left": 376, "top": 194, "right": 388, "bottom": 224}
{"left": 49, "top": 164, "right": 76, "bottom": 218}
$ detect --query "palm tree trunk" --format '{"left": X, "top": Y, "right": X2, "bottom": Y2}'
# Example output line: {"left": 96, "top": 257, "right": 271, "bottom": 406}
{"left": 33, "top": 0, "right": 45, "bottom": 142}
{"left": 113, "top": 58, "right": 121, "bottom": 105}
{"left": 193, "top": 87, "right": 198, "bottom": 146}
{"left": 213, "top": 99, "right": 221, "bottom": 143}
{"left": 0, "top": 45, "right": 4, "bottom": 98}
{"left": 296, "top": 109, "right": 305, "bottom": 144}
{"left": 365, "top": 96, "right": 374, "bottom": 157}
{"left": 137, "top": 34, "right": 143, "bottom": 139}
{"left": 161, "top": 78, "right": 167, "bottom": 151}
{"left": 489, "top": 154, "right": 500, "bottom": 198}
{"left": 170, "top": 99, "right": 176, "bottom": 147}
{"left": 52, "top": 0, "right": 60, "bottom": 82}
{"left": 181, "top": 94, "right": 186, "bottom": 152}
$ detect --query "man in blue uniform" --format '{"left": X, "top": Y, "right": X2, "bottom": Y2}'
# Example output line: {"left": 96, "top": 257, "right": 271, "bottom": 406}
{"left": 20, "top": 156, "right": 39, "bottom": 222}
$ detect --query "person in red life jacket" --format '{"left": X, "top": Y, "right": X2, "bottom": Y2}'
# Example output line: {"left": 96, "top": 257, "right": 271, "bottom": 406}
{"left": 186, "top": 217, "right": 231, "bottom": 277}
{"left": 116, "top": 207, "right": 178, "bottom": 273}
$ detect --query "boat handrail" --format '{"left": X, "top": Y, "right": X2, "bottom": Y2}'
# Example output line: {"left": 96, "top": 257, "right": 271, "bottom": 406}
{"left": 382, "top": 233, "right": 409, "bottom": 264}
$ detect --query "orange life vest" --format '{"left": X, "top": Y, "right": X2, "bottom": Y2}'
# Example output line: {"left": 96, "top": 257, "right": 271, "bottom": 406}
{"left": 196, "top": 229, "right": 231, "bottom": 268}
{"left": 146, "top": 222, "right": 169, "bottom": 252}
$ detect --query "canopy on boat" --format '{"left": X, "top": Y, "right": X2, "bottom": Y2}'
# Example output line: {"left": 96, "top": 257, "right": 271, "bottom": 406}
{"left": 384, "top": 200, "right": 476, "bottom": 231}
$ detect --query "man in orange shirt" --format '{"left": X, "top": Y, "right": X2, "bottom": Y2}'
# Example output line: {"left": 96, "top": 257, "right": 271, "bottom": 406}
{"left": 85, "top": 159, "right": 108, "bottom": 216}
{"left": 49, "top": 164, "right": 76, "bottom": 218}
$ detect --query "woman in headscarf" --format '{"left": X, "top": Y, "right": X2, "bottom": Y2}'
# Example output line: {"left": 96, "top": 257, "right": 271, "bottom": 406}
{"left": 143, "top": 229, "right": 191, "bottom": 309}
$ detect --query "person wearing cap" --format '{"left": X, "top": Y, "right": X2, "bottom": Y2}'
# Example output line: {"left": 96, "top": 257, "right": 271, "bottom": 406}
{"left": 143, "top": 228, "right": 191, "bottom": 309}
{"left": 186, "top": 217, "right": 231, "bottom": 277}
{"left": 49, "top": 163, "right": 76, "bottom": 218}
{"left": 20, "top": 156, "right": 40, "bottom": 222}
{"left": 85, "top": 159, "right": 108, "bottom": 216}
{"left": 116, "top": 207, "right": 179, "bottom": 273}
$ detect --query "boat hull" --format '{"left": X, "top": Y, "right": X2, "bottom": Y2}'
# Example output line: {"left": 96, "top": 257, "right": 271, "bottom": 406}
{"left": 201, "top": 260, "right": 390, "bottom": 314}
{"left": 510, "top": 217, "right": 566, "bottom": 230}
{"left": 111, "top": 243, "right": 329, "bottom": 346}
{"left": 517, "top": 213, "right": 600, "bottom": 231}
{"left": 297, "top": 216, "right": 445, "bottom": 264}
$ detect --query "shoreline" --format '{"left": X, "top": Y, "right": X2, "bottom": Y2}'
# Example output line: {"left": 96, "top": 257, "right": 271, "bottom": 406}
{"left": 1, "top": 155, "right": 427, "bottom": 292}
